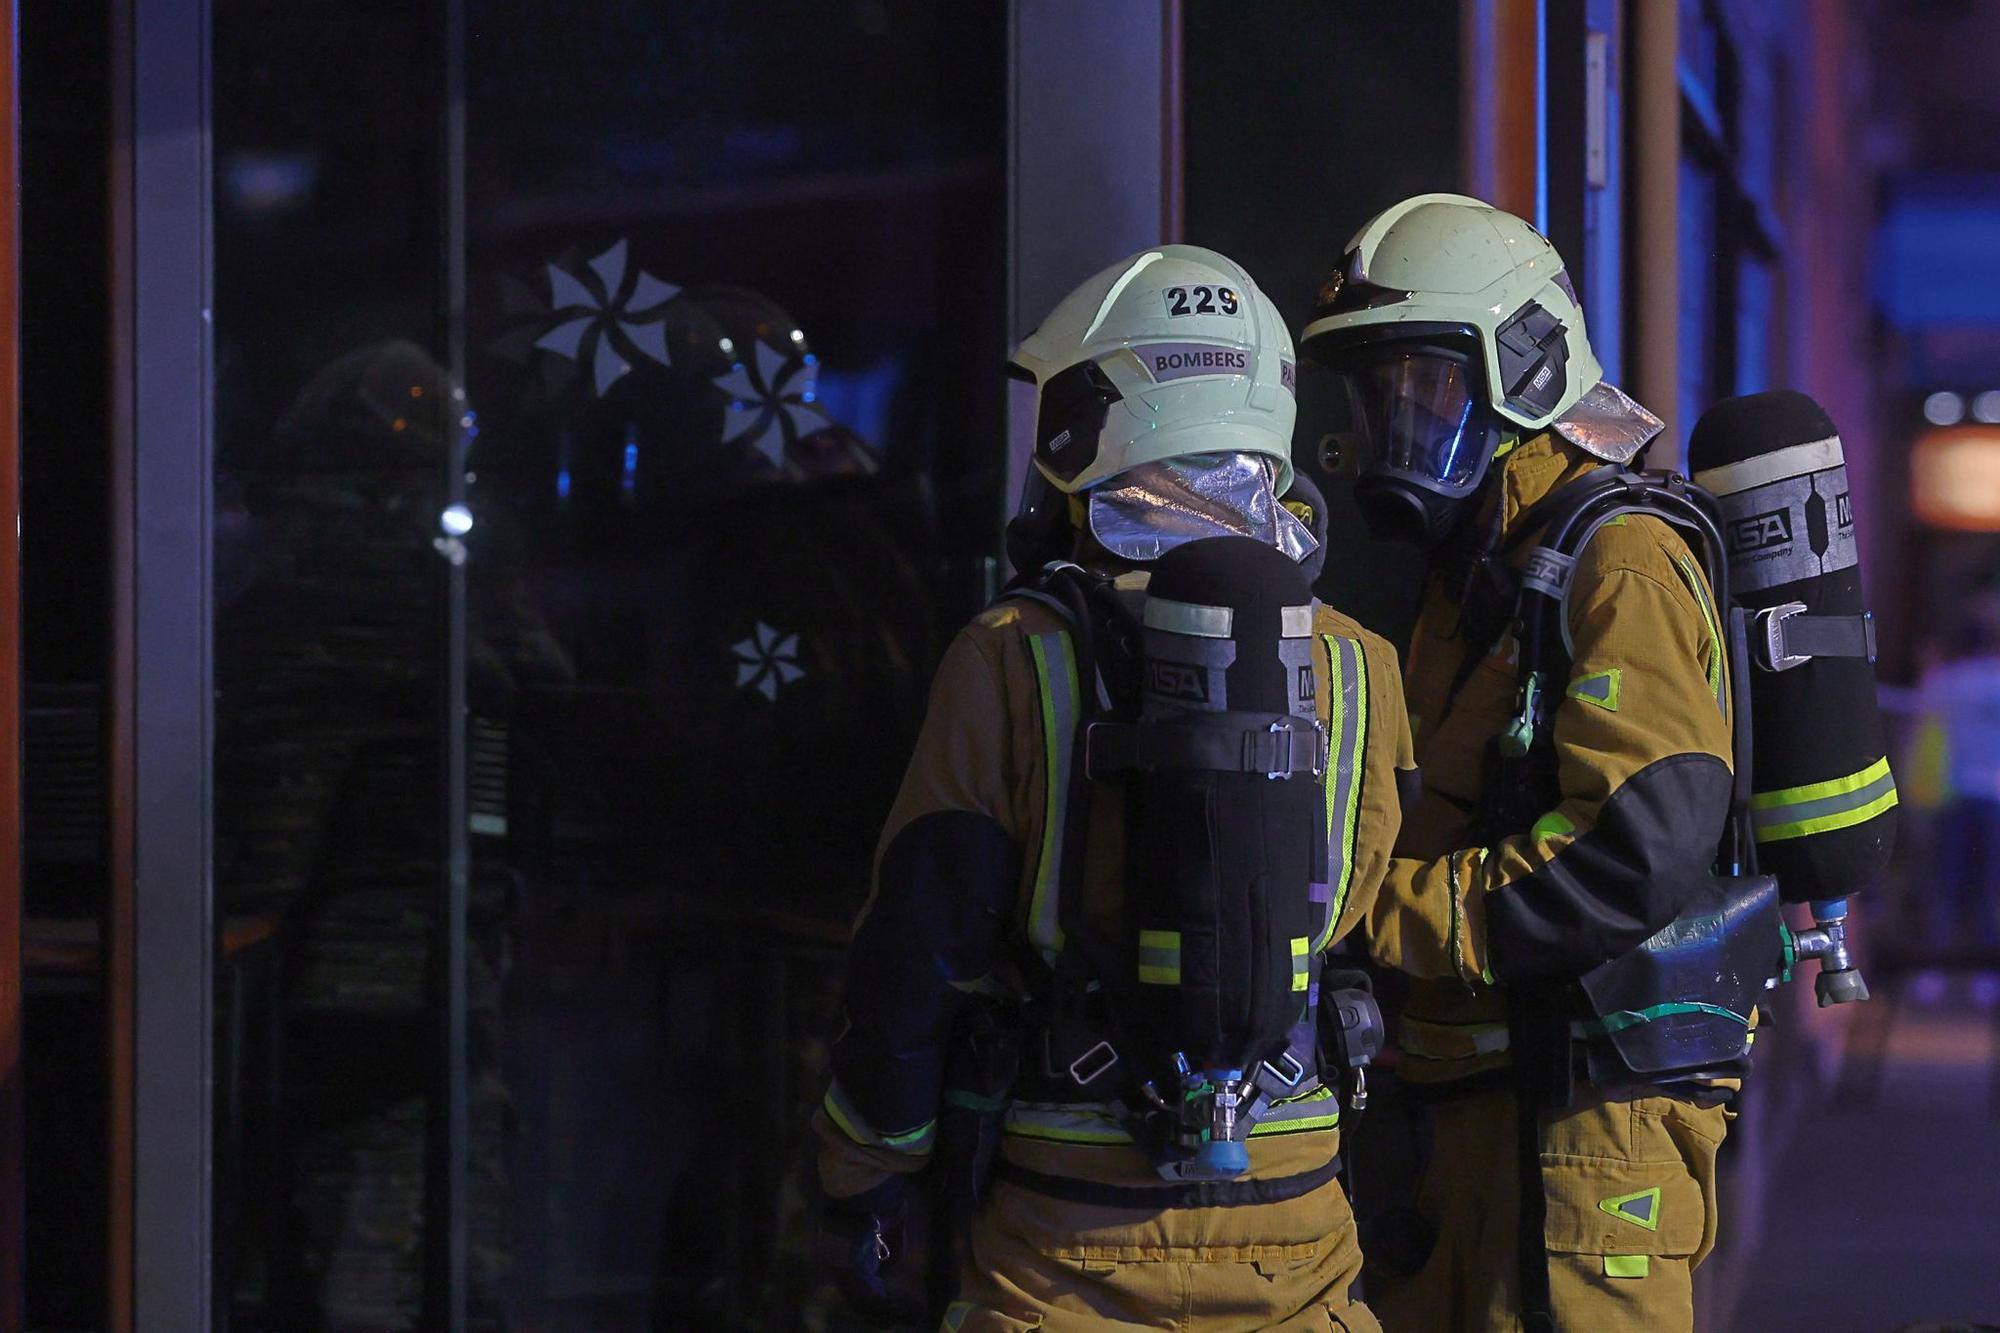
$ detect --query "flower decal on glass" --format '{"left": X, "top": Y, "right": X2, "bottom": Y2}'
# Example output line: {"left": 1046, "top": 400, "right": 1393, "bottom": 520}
{"left": 712, "top": 328, "right": 829, "bottom": 467}
{"left": 731, "top": 622, "right": 806, "bottom": 701}
{"left": 534, "top": 239, "right": 681, "bottom": 395}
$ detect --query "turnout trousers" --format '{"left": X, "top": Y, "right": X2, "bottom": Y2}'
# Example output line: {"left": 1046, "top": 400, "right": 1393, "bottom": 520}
{"left": 1371, "top": 1087, "right": 1725, "bottom": 1333}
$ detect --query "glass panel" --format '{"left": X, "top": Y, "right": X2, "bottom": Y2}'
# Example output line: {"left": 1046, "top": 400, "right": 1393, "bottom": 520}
{"left": 210, "top": 4, "right": 449, "bottom": 1327}
{"left": 210, "top": 3, "right": 1006, "bottom": 1328}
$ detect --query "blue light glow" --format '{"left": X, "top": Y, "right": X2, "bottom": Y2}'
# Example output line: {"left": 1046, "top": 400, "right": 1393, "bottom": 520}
{"left": 1878, "top": 179, "right": 2000, "bottom": 329}
{"left": 556, "top": 468, "right": 572, "bottom": 499}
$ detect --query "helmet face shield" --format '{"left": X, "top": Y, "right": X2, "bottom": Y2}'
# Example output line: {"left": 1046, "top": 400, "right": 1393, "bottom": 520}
{"left": 1337, "top": 337, "right": 1496, "bottom": 498}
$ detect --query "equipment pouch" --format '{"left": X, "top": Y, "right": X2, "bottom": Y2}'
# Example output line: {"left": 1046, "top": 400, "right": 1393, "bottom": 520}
{"left": 1575, "top": 875, "right": 1783, "bottom": 1084}
{"left": 1317, "top": 969, "right": 1385, "bottom": 1075}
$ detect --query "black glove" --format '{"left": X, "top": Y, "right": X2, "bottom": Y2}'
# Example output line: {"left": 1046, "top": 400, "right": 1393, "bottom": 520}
{"left": 818, "top": 1176, "right": 926, "bottom": 1328}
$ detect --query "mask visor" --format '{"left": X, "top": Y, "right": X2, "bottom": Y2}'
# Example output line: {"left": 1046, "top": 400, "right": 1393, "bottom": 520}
{"left": 1339, "top": 339, "right": 1492, "bottom": 496}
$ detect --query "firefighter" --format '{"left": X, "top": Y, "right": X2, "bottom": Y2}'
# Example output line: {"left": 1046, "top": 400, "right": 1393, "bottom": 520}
{"left": 812, "top": 244, "right": 1414, "bottom": 1331}
{"left": 1303, "top": 194, "right": 1735, "bottom": 1332}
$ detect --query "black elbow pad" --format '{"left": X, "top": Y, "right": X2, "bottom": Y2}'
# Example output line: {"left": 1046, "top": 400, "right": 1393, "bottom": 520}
{"left": 831, "top": 810, "right": 1020, "bottom": 1134}
{"left": 1485, "top": 753, "right": 1733, "bottom": 982}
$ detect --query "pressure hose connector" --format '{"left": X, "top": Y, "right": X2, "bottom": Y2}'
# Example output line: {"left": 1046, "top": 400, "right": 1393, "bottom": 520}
{"left": 1789, "top": 897, "right": 1870, "bottom": 1007}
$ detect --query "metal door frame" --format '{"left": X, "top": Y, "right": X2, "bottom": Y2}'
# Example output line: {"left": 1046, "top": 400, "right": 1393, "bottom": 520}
{"left": 110, "top": 0, "right": 212, "bottom": 1326}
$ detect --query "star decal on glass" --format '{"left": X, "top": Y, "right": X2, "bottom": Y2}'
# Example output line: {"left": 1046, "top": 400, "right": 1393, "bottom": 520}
{"left": 712, "top": 328, "right": 828, "bottom": 466}
{"left": 731, "top": 621, "right": 806, "bottom": 701}
{"left": 534, "top": 239, "right": 680, "bottom": 395}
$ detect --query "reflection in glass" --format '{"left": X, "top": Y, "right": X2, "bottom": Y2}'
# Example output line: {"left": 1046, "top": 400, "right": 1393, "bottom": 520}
{"left": 212, "top": 2, "right": 1005, "bottom": 1327}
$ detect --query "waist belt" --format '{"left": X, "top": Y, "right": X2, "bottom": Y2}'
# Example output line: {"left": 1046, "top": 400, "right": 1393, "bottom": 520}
{"left": 1003, "top": 1086, "right": 1340, "bottom": 1147}
{"left": 995, "top": 1151, "right": 1342, "bottom": 1210}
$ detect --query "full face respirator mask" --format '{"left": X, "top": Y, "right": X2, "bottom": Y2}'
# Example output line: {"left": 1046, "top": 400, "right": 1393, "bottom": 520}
{"left": 1334, "top": 332, "right": 1503, "bottom": 546}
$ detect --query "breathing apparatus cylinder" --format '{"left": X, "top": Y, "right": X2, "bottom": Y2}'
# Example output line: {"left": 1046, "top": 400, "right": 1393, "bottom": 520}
{"left": 1120, "top": 536, "right": 1324, "bottom": 1179}
{"left": 1690, "top": 391, "right": 1894, "bottom": 1005}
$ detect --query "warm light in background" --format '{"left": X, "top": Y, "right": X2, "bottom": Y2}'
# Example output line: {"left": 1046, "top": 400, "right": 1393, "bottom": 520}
{"left": 1912, "top": 426, "right": 2000, "bottom": 530}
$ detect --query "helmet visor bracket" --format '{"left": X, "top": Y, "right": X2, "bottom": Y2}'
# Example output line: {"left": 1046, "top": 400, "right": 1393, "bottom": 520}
{"left": 1033, "top": 357, "right": 1124, "bottom": 486}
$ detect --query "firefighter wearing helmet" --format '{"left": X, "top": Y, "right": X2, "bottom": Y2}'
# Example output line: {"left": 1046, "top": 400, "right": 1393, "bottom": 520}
{"left": 1305, "top": 195, "right": 1737, "bottom": 1331}
{"left": 810, "top": 245, "right": 1415, "bottom": 1328}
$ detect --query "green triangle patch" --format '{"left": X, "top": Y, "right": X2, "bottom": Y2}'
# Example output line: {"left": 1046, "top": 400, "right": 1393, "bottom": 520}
{"left": 1598, "top": 1186, "right": 1661, "bottom": 1231}
{"left": 1566, "top": 668, "right": 1622, "bottom": 711}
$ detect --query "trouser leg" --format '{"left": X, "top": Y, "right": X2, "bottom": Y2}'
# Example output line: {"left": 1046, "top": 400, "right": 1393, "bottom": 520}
{"left": 949, "top": 1173, "right": 1374, "bottom": 1332}
{"left": 1371, "top": 1087, "right": 1725, "bottom": 1333}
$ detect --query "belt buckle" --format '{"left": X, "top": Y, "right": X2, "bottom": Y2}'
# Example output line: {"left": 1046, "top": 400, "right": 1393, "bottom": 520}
{"left": 1067, "top": 1039, "right": 1118, "bottom": 1087}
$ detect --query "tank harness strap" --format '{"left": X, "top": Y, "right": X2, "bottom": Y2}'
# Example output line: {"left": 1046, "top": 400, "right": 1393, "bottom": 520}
{"left": 1085, "top": 712, "right": 1328, "bottom": 780}
{"left": 1754, "top": 602, "right": 1876, "bottom": 672}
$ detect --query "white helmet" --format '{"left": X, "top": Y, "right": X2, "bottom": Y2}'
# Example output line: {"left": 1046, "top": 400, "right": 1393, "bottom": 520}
{"left": 1298, "top": 194, "right": 1659, "bottom": 542}
{"left": 1302, "top": 193, "right": 1598, "bottom": 432}
{"left": 1009, "top": 244, "right": 1298, "bottom": 496}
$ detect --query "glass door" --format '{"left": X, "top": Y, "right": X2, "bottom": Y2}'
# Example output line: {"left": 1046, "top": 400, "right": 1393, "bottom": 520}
{"left": 206, "top": 4, "right": 1006, "bottom": 1328}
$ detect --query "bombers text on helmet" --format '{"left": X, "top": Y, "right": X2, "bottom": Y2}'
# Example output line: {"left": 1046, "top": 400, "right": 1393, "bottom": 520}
{"left": 1301, "top": 193, "right": 1601, "bottom": 435}
{"left": 1009, "top": 245, "right": 1298, "bottom": 496}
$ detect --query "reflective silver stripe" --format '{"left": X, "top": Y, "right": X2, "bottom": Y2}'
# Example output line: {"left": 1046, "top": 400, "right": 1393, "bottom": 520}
{"left": 1694, "top": 434, "right": 1844, "bottom": 496}
{"left": 1280, "top": 604, "right": 1314, "bottom": 638}
{"left": 1027, "top": 632, "right": 1079, "bottom": 959}
{"left": 1143, "top": 596, "right": 1233, "bottom": 638}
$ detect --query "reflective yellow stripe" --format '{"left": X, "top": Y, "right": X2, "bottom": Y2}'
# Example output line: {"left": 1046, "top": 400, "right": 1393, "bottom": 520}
{"left": 1027, "top": 632, "right": 1079, "bottom": 959}
{"left": 1290, "top": 935, "right": 1311, "bottom": 993}
{"left": 1003, "top": 1103, "right": 1133, "bottom": 1144}
{"left": 1751, "top": 756, "right": 1900, "bottom": 843}
{"left": 1138, "top": 928, "right": 1181, "bottom": 986}
{"left": 1319, "top": 633, "right": 1369, "bottom": 950}
{"left": 1751, "top": 756, "right": 1894, "bottom": 809}
{"left": 1756, "top": 786, "right": 1900, "bottom": 843}
{"left": 1531, "top": 808, "right": 1577, "bottom": 843}
{"left": 823, "top": 1080, "right": 936, "bottom": 1155}
{"left": 1674, "top": 553, "right": 1727, "bottom": 715}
